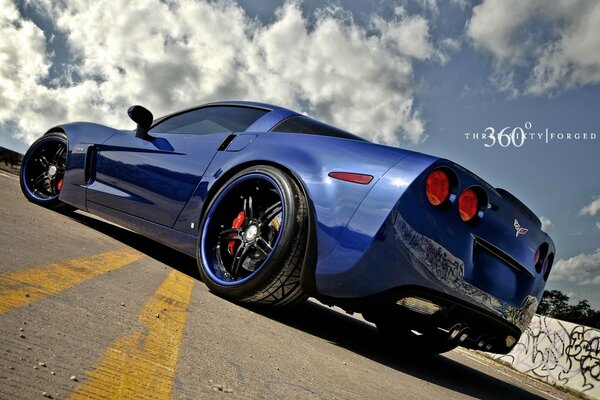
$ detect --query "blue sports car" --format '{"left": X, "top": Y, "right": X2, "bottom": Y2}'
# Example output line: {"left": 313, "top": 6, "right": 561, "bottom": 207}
{"left": 20, "top": 101, "right": 555, "bottom": 354}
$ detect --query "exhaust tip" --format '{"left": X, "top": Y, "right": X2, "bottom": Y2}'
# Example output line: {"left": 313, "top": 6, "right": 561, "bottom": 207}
{"left": 505, "top": 335, "right": 517, "bottom": 348}
{"left": 396, "top": 296, "right": 441, "bottom": 315}
{"left": 458, "top": 327, "right": 470, "bottom": 343}
{"left": 449, "top": 324, "right": 462, "bottom": 340}
{"left": 476, "top": 335, "right": 488, "bottom": 349}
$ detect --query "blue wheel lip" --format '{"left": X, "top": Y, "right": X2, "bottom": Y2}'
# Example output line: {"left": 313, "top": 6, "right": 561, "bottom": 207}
{"left": 200, "top": 173, "right": 286, "bottom": 286}
{"left": 21, "top": 136, "right": 66, "bottom": 202}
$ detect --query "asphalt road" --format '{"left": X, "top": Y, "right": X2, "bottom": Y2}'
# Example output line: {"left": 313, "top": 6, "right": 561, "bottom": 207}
{"left": 0, "top": 170, "right": 575, "bottom": 400}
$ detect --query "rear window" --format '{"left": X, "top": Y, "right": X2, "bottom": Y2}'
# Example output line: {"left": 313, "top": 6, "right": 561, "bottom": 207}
{"left": 270, "top": 116, "right": 366, "bottom": 141}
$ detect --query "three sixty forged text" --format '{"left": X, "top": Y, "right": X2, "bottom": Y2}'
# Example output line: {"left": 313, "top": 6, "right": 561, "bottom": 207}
{"left": 464, "top": 122, "right": 597, "bottom": 148}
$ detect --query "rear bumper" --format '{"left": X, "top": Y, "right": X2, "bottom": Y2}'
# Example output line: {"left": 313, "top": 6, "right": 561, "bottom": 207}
{"left": 387, "top": 211, "right": 539, "bottom": 334}
{"left": 317, "top": 209, "right": 538, "bottom": 337}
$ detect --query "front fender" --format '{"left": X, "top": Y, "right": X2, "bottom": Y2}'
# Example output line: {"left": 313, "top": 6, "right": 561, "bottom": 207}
{"left": 55, "top": 122, "right": 119, "bottom": 210}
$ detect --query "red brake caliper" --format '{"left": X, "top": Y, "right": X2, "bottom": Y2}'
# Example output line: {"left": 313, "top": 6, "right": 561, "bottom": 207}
{"left": 228, "top": 211, "right": 245, "bottom": 255}
{"left": 57, "top": 179, "right": 64, "bottom": 192}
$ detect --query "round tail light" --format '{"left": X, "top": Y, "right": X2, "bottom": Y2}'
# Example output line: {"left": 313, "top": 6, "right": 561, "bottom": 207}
{"left": 426, "top": 170, "right": 451, "bottom": 206}
{"left": 458, "top": 188, "right": 479, "bottom": 222}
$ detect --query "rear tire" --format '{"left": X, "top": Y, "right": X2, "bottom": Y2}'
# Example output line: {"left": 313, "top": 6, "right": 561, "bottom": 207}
{"left": 20, "top": 132, "right": 72, "bottom": 211}
{"left": 197, "top": 165, "right": 308, "bottom": 308}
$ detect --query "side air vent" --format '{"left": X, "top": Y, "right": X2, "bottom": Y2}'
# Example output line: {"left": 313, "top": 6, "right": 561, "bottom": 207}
{"left": 84, "top": 145, "right": 96, "bottom": 184}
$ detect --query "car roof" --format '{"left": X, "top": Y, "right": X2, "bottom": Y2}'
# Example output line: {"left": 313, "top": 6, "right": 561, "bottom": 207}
{"left": 149, "top": 101, "right": 363, "bottom": 141}
{"left": 206, "top": 100, "right": 281, "bottom": 110}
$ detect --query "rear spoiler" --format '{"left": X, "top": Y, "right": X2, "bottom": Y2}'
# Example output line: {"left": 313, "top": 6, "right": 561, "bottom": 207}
{"left": 495, "top": 188, "right": 541, "bottom": 229}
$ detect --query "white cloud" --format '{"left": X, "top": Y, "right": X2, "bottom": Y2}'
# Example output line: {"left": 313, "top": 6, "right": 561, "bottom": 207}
{"left": 0, "top": 0, "right": 439, "bottom": 147}
{"left": 449, "top": 0, "right": 468, "bottom": 9}
{"left": 373, "top": 14, "right": 435, "bottom": 61}
{"left": 414, "top": 0, "right": 439, "bottom": 15}
{"left": 540, "top": 216, "right": 552, "bottom": 232}
{"left": 466, "top": 0, "right": 600, "bottom": 95}
{"left": 0, "top": 0, "right": 57, "bottom": 137}
{"left": 552, "top": 248, "right": 600, "bottom": 285}
{"left": 596, "top": 222, "right": 600, "bottom": 232}
{"left": 580, "top": 195, "right": 600, "bottom": 216}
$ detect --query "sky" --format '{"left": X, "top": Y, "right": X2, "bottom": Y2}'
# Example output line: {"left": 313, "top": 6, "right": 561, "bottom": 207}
{"left": 1, "top": 0, "right": 599, "bottom": 307}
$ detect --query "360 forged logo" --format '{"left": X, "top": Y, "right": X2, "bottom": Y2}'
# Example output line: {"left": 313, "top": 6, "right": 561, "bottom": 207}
{"left": 464, "top": 122, "right": 597, "bottom": 148}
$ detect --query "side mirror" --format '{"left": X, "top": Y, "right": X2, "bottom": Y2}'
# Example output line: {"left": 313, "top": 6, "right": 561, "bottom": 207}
{"left": 128, "top": 105, "right": 154, "bottom": 140}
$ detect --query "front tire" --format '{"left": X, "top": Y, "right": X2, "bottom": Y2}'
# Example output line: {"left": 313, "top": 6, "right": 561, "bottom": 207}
{"left": 20, "top": 132, "right": 71, "bottom": 210}
{"left": 197, "top": 165, "right": 308, "bottom": 308}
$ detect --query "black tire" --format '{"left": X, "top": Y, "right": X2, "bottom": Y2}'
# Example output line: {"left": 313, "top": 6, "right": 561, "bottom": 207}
{"left": 376, "top": 320, "right": 458, "bottom": 355}
{"left": 20, "top": 132, "right": 72, "bottom": 211}
{"left": 197, "top": 165, "right": 308, "bottom": 308}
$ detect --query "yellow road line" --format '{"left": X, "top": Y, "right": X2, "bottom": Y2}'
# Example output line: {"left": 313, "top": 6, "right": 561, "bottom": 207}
{"left": 67, "top": 269, "right": 195, "bottom": 400}
{"left": 0, "top": 248, "right": 143, "bottom": 315}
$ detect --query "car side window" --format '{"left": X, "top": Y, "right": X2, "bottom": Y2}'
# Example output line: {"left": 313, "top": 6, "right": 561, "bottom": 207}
{"left": 269, "top": 115, "right": 366, "bottom": 141}
{"left": 149, "top": 106, "right": 268, "bottom": 135}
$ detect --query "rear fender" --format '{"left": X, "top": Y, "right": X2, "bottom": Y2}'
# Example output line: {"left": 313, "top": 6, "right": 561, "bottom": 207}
{"left": 315, "top": 154, "right": 438, "bottom": 296}
{"left": 175, "top": 133, "right": 415, "bottom": 260}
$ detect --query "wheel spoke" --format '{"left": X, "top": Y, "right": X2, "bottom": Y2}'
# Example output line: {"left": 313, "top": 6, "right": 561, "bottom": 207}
{"left": 230, "top": 243, "right": 252, "bottom": 277}
{"left": 242, "top": 195, "right": 255, "bottom": 220}
{"left": 39, "top": 155, "right": 50, "bottom": 168}
{"left": 254, "top": 237, "right": 272, "bottom": 256}
{"left": 51, "top": 176, "right": 63, "bottom": 195}
{"left": 214, "top": 244, "right": 233, "bottom": 279}
{"left": 53, "top": 145, "right": 66, "bottom": 165}
{"left": 32, "top": 172, "right": 48, "bottom": 186}
{"left": 259, "top": 201, "right": 282, "bottom": 225}
{"left": 248, "top": 196, "right": 254, "bottom": 220}
{"left": 217, "top": 228, "right": 243, "bottom": 242}
{"left": 49, "top": 175, "right": 56, "bottom": 194}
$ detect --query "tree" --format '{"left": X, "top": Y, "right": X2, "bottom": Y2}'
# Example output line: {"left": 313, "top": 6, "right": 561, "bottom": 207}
{"left": 537, "top": 290, "right": 600, "bottom": 329}
{"left": 537, "top": 290, "right": 570, "bottom": 318}
{"left": 565, "top": 300, "right": 594, "bottom": 325}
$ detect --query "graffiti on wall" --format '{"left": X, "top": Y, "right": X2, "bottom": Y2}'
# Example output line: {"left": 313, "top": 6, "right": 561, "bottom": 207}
{"left": 493, "top": 315, "right": 600, "bottom": 396}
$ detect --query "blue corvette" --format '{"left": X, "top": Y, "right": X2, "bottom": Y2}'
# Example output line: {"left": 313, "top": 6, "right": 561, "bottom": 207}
{"left": 20, "top": 101, "right": 555, "bottom": 354}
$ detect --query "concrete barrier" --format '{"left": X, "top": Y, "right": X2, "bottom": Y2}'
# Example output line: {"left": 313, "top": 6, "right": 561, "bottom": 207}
{"left": 0, "top": 146, "right": 23, "bottom": 175}
{"left": 487, "top": 315, "right": 600, "bottom": 399}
